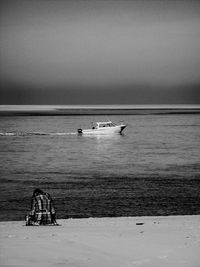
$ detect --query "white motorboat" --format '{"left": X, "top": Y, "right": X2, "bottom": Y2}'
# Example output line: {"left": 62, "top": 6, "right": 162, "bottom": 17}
{"left": 77, "top": 121, "right": 127, "bottom": 135}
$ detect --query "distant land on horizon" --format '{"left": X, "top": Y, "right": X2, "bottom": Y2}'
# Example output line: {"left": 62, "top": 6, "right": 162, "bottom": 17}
{"left": 0, "top": 104, "right": 200, "bottom": 116}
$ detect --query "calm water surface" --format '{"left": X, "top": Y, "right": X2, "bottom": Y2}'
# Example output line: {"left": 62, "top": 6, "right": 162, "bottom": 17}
{"left": 0, "top": 114, "right": 200, "bottom": 220}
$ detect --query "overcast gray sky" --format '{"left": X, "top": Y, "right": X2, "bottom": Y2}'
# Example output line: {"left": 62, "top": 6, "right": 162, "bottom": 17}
{"left": 0, "top": 0, "right": 200, "bottom": 104}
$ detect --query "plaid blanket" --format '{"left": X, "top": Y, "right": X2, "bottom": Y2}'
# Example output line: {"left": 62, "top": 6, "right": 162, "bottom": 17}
{"left": 29, "top": 193, "right": 56, "bottom": 225}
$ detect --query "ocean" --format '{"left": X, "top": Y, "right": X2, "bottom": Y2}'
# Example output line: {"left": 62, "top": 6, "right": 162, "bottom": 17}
{"left": 0, "top": 107, "right": 200, "bottom": 221}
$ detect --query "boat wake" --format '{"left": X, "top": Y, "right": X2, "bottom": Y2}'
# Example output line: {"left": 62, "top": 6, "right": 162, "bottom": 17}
{"left": 0, "top": 131, "right": 77, "bottom": 136}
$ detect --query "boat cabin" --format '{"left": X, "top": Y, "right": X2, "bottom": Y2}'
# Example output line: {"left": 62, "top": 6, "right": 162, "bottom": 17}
{"left": 95, "top": 121, "right": 116, "bottom": 128}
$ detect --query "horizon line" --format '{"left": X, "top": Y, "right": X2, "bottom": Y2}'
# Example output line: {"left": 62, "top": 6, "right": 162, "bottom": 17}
{"left": 0, "top": 104, "right": 200, "bottom": 111}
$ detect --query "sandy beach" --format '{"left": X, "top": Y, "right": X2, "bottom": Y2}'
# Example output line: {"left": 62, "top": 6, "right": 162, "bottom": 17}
{"left": 0, "top": 215, "right": 199, "bottom": 267}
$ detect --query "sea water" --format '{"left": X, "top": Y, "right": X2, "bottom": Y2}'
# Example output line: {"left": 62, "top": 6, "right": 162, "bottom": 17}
{"left": 0, "top": 113, "right": 200, "bottom": 220}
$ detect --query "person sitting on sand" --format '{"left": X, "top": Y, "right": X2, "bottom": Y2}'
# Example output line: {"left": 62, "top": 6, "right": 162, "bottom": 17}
{"left": 26, "top": 188, "right": 58, "bottom": 226}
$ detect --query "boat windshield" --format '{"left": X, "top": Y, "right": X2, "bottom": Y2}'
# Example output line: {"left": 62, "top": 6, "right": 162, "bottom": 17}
{"left": 98, "top": 122, "right": 116, "bottom": 127}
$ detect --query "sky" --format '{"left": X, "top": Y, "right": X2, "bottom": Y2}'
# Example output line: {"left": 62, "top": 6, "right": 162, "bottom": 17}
{"left": 0, "top": 0, "right": 200, "bottom": 104}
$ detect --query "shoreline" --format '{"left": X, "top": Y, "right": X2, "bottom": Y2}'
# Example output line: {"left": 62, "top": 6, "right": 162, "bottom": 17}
{"left": 0, "top": 214, "right": 199, "bottom": 223}
{"left": 1, "top": 215, "right": 200, "bottom": 267}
